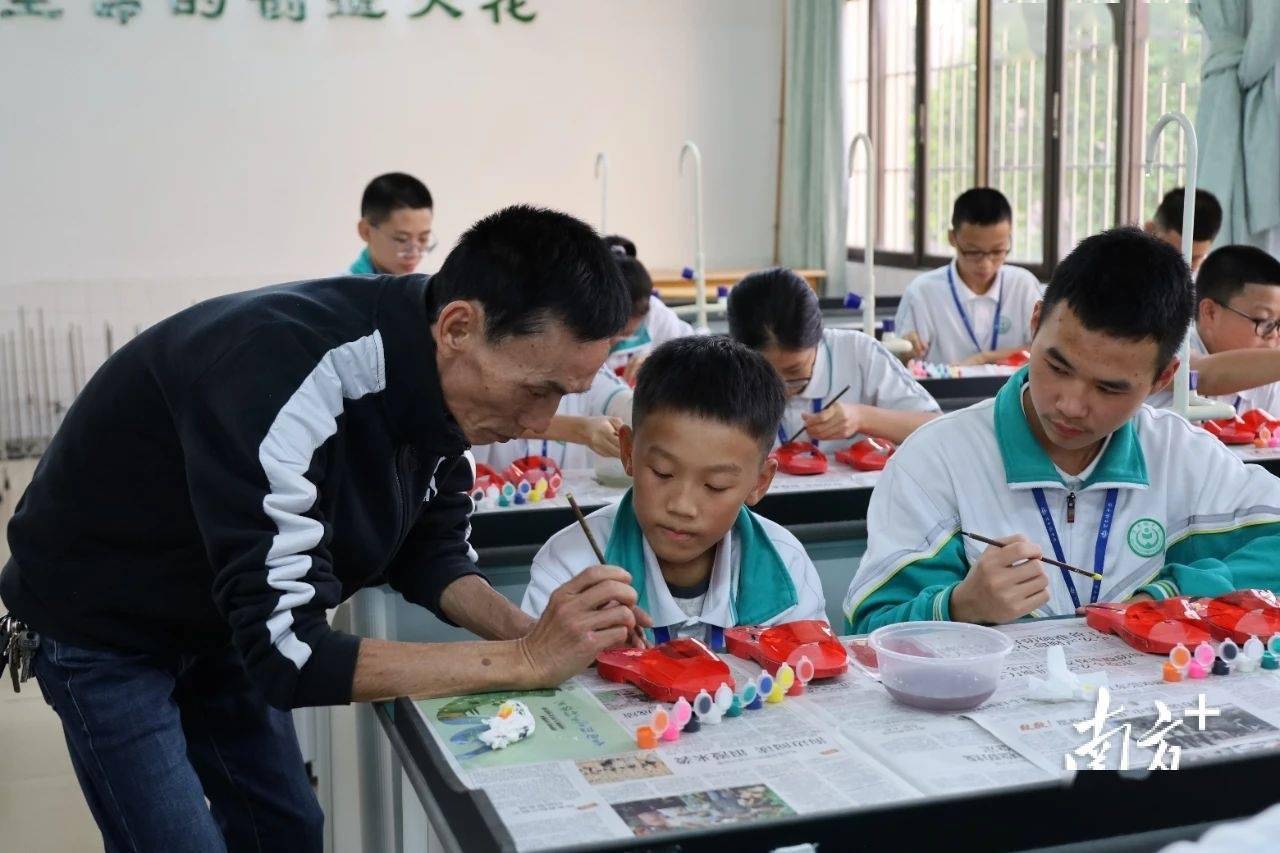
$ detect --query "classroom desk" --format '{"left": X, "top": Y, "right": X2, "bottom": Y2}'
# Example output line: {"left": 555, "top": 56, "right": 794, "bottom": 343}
{"left": 650, "top": 269, "right": 826, "bottom": 302}
{"left": 374, "top": 616, "right": 1280, "bottom": 853}
{"left": 343, "top": 446, "right": 1280, "bottom": 852}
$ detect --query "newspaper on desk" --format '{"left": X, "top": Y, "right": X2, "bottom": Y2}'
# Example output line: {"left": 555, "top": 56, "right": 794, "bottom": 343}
{"left": 413, "top": 619, "right": 1280, "bottom": 850}
{"left": 964, "top": 621, "right": 1280, "bottom": 773}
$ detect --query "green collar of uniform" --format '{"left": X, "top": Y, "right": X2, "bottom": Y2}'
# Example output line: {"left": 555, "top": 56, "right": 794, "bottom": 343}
{"left": 603, "top": 489, "right": 798, "bottom": 626}
{"left": 349, "top": 247, "right": 377, "bottom": 275}
{"left": 609, "top": 323, "right": 652, "bottom": 355}
{"left": 993, "top": 366, "right": 1148, "bottom": 489}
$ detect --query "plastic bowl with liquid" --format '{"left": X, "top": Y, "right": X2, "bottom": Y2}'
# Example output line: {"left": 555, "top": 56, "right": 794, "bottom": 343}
{"left": 856, "top": 622, "right": 1013, "bottom": 712}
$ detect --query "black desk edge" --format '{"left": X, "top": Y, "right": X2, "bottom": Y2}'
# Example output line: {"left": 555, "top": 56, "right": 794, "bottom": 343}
{"left": 474, "top": 457, "right": 1280, "bottom": 562}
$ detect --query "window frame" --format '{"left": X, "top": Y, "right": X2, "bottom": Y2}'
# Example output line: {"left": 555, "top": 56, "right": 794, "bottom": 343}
{"left": 847, "top": 0, "right": 1154, "bottom": 281}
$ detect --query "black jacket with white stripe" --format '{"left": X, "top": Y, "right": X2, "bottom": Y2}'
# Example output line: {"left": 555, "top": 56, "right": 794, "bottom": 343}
{"left": 0, "top": 275, "right": 482, "bottom": 709}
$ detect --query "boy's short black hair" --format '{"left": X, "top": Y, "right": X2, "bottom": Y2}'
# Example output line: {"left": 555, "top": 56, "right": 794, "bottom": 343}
{"left": 1196, "top": 245, "right": 1280, "bottom": 306}
{"left": 633, "top": 336, "right": 785, "bottom": 455}
{"left": 603, "top": 234, "right": 637, "bottom": 258}
{"left": 427, "top": 205, "right": 631, "bottom": 343}
{"left": 360, "top": 173, "right": 434, "bottom": 225}
{"left": 605, "top": 234, "right": 653, "bottom": 313}
{"left": 727, "top": 267, "right": 824, "bottom": 351}
{"left": 951, "top": 188, "right": 1013, "bottom": 229}
{"left": 1041, "top": 227, "right": 1193, "bottom": 373}
{"left": 1154, "top": 188, "right": 1223, "bottom": 243}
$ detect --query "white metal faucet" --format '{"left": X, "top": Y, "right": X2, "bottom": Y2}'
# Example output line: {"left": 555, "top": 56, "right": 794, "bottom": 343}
{"left": 1144, "top": 111, "right": 1233, "bottom": 422}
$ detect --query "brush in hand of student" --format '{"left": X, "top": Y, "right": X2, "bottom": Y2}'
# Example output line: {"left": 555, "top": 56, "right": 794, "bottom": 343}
{"left": 949, "top": 533, "right": 1053, "bottom": 625}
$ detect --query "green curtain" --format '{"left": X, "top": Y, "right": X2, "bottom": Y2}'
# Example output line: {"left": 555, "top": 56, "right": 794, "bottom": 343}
{"left": 778, "top": 0, "right": 847, "bottom": 296}
{"left": 1191, "top": 0, "right": 1280, "bottom": 246}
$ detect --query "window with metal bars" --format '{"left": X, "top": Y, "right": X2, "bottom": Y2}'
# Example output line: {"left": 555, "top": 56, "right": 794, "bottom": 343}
{"left": 845, "top": 0, "right": 1202, "bottom": 279}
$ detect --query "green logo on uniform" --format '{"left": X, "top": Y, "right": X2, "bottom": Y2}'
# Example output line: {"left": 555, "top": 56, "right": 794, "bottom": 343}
{"left": 998, "top": 315, "right": 1013, "bottom": 334}
{"left": 1127, "top": 518, "right": 1165, "bottom": 557}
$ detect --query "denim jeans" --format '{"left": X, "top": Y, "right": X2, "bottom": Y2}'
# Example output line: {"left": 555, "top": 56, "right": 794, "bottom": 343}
{"left": 33, "top": 636, "right": 324, "bottom": 853}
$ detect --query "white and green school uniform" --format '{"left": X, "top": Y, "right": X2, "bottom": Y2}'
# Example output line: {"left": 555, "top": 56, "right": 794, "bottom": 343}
{"left": 844, "top": 366, "right": 1280, "bottom": 634}
{"left": 523, "top": 489, "right": 827, "bottom": 643}
{"left": 472, "top": 366, "right": 632, "bottom": 472}
{"left": 605, "top": 296, "right": 695, "bottom": 374}
{"left": 776, "top": 328, "right": 939, "bottom": 451}
{"left": 895, "top": 261, "right": 1042, "bottom": 365}
{"left": 347, "top": 248, "right": 378, "bottom": 275}
{"left": 1149, "top": 325, "right": 1280, "bottom": 414}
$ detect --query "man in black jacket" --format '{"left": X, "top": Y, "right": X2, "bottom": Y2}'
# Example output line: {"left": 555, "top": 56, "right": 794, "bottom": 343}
{"left": 0, "top": 205, "right": 649, "bottom": 852}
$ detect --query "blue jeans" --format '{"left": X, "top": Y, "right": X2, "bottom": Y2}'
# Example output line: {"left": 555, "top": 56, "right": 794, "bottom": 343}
{"left": 33, "top": 636, "right": 324, "bottom": 853}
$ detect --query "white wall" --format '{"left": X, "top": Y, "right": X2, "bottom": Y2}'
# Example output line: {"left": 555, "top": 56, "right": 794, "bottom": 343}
{"left": 0, "top": 0, "right": 785, "bottom": 437}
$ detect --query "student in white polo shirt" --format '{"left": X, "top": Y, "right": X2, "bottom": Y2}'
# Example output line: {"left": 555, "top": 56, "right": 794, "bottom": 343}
{"left": 846, "top": 228, "right": 1280, "bottom": 633}
{"left": 895, "top": 188, "right": 1042, "bottom": 366}
{"left": 472, "top": 365, "right": 632, "bottom": 472}
{"left": 604, "top": 235, "right": 694, "bottom": 383}
{"left": 524, "top": 337, "right": 827, "bottom": 644}
{"left": 1150, "top": 246, "right": 1280, "bottom": 413}
{"left": 728, "top": 267, "right": 940, "bottom": 448}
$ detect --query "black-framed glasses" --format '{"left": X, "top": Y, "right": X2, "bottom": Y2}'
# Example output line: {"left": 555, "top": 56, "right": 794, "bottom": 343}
{"left": 783, "top": 376, "right": 811, "bottom": 392}
{"left": 1216, "top": 300, "right": 1280, "bottom": 339}
{"left": 956, "top": 247, "right": 1010, "bottom": 262}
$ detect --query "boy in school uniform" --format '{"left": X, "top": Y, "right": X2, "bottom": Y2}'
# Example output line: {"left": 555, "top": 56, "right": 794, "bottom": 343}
{"left": 846, "top": 228, "right": 1280, "bottom": 634}
{"left": 348, "top": 172, "right": 435, "bottom": 275}
{"left": 1150, "top": 245, "right": 1280, "bottom": 412}
{"left": 604, "top": 235, "right": 695, "bottom": 383}
{"left": 1144, "top": 187, "right": 1223, "bottom": 274}
{"left": 523, "top": 336, "right": 828, "bottom": 644}
{"left": 896, "top": 188, "right": 1042, "bottom": 366}
{"left": 728, "top": 267, "right": 939, "bottom": 447}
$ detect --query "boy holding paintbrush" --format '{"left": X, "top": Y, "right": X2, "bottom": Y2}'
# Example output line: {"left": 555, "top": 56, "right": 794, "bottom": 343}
{"left": 523, "top": 336, "right": 827, "bottom": 644}
{"left": 845, "top": 228, "right": 1280, "bottom": 633}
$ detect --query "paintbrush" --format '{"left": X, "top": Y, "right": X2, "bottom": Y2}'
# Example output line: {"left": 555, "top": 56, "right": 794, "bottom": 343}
{"left": 784, "top": 385, "right": 852, "bottom": 444}
{"left": 565, "top": 491, "right": 649, "bottom": 648}
{"left": 959, "top": 530, "right": 1104, "bottom": 581}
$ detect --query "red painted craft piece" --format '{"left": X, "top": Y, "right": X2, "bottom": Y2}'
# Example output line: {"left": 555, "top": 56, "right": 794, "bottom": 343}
{"left": 771, "top": 442, "right": 828, "bottom": 476}
{"left": 835, "top": 438, "right": 895, "bottom": 471}
{"left": 472, "top": 464, "right": 506, "bottom": 492}
{"left": 1194, "top": 589, "right": 1280, "bottom": 645}
{"left": 724, "top": 620, "right": 849, "bottom": 679}
{"left": 996, "top": 350, "right": 1031, "bottom": 368}
{"left": 503, "top": 455, "right": 564, "bottom": 486}
{"left": 1085, "top": 598, "right": 1213, "bottom": 654}
{"left": 1239, "top": 408, "right": 1280, "bottom": 434}
{"left": 597, "top": 638, "right": 735, "bottom": 703}
{"left": 1202, "top": 417, "right": 1257, "bottom": 445}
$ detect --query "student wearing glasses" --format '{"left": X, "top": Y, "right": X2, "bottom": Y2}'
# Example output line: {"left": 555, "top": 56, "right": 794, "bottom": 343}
{"left": 728, "top": 268, "right": 939, "bottom": 448}
{"left": 896, "top": 188, "right": 1043, "bottom": 366}
{"left": 1150, "top": 245, "right": 1280, "bottom": 413}
{"left": 348, "top": 172, "right": 437, "bottom": 276}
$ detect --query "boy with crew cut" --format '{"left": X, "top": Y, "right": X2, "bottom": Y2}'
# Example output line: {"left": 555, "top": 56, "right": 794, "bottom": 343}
{"left": 524, "top": 336, "right": 828, "bottom": 644}
{"left": 349, "top": 172, "right": 436, "bottom": 276}
{"left": 847, "top": 228, "right": 1280, "bottom": 633}
{"left": 896, "top": 188, "right": 1043, "bottom": 366}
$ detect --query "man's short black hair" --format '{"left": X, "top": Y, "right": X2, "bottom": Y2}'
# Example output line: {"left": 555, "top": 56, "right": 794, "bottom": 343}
{"left": 1041, "top": 227, "right": 1193, "bottom": 372}
{"left": 1196, "top": 245, "right": 1280, "bottom": 306}
{"left": 605, "top": 234, "right": 653, "bottom": 313}
{"left": 727, "top": 267, "right": 824, "bottom": 351}
{"left": 1154, "top": 187, "right": 1223, "bottom": 243}
{"left": 951, "top": 188, "right": 1013, "bottom": 229}
{"left": 360, "top": 173, "right": 434, "bottom": 225}
{"left": 427, "top": 205, "right": 631, "bottom": 343}
{"left": 633, "top": 336, "right": 785, "bottom": 455}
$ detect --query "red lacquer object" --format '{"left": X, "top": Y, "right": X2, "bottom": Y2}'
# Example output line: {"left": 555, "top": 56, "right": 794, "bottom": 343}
{"left": 596, "top": 638, "right": 736, "bottom": 703}
{"left": 724, "top": 620, "right": 849, "bottom": 679}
